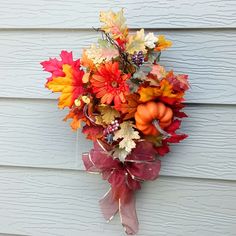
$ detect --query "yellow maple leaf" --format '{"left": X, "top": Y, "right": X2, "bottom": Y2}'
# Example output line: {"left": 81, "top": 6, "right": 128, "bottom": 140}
{"left": 46, "top": 64, "right": 84, "bottom": 109}
{"left": 126, "top": 29, "right": 146, "bottom": 54}
{"left": 138, "top": 79, "right": 184, "bottom": 103}
{"left": 159, "top": 79, "right": 184, "bottom": 104}
{"left": 100, "top": 9, "right": 128, "bottom": 41}
{"left": 160, "top": 79, "right": 180, "bottom": 98}
{"left": 138, "top": 86, "right": 162, "bottom": 102}
{"left": 98, "top": 105, "right": 120, "bottom": 124}
{"left": 155, "top": 35, "right": 172, "bottom": 51}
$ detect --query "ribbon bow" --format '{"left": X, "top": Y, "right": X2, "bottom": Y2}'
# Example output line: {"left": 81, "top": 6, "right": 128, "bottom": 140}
{"left": 82, "top": 140, "right": 161, "bottom": 235}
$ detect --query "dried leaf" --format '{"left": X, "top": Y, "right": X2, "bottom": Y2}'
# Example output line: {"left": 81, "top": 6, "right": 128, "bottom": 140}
{"left": 147, "top": 51, "right": 161, "bottom": 64}
{"left": 118, "top": 94, "right": 140, "bottom": 120}
{"left": 156, "top": 119, "right": 188, "bottom": 156}
{"left": 145, "top": 135, "right": 163, "bottom": 147}
{"left": 98, "top": 105, "right": 120, "bottom": 124}
{"left": 94, "top": 115, "right": 105, "bottom": 126}
{"left": 155, "top": 145, "right": 170, "bottom": 156}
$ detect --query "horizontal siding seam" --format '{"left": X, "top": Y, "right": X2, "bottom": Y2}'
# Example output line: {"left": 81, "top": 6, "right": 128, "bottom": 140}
{"left": 0, "top": 164, "right": 235, "bottom": 183}
{"left": 0, "top": 27, "right": 236, "bottom": 31}
{"left": 1, "top": 97, "right": 236, "bottom": 107}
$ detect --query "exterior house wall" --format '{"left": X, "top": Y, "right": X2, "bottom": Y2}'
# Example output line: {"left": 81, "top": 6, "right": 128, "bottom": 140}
{"left": 0, "top": 1, "right": 235, "bottom": 235}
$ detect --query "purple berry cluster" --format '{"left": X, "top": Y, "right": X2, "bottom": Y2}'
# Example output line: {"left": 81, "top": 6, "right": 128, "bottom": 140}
{"left": 103, "top": 120, "right": 120, "bottom": 144}
{"left": 131, "top": 51, "right": 144, "bottom": 66}
{"left": 103, "top": 120, "right": 120, "bottom": 135}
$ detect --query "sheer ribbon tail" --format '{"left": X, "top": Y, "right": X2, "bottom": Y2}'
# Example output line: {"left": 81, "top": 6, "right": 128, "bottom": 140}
{"left": 99, "top": 189, "right": 119, "bottom": 222}
{"left": 119, "top": 196, "right": 139, "bottom": 235}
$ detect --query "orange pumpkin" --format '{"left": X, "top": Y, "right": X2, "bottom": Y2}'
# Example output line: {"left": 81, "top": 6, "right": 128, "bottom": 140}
{"left": 135, "top": 101, "right": 173, "bottom": 136}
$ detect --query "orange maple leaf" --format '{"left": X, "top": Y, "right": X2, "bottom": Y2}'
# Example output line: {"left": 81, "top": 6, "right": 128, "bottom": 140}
{"left": 63, "top": 107, "right": 86, "bottom": 131}
{"left": 118, "top": 94, "right": 140, "bottom": 120}
{"left": 81, "top": 50, "right": 96, "bottom": 72}
{"left": 155, "top": 35, "right": 172, "bottom": 51}
{"left": 46, "top": 64, "right": 85, "bottom": 109}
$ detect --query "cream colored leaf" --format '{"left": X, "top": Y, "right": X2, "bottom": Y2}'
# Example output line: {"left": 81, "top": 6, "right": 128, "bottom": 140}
{"left": 112, "top": 147, "right": 129, "bottom": 162}
{"left": 126, "top": 29, "right": 146, "bottom": 54}
{"left": 100, "top": 9, "right": 128, "bottom": 40}
{"left": 86, "top": 44, "right": 119, "bottom": 65}
{"left": 113, "top": 121, "right": 140, "bottom": 153}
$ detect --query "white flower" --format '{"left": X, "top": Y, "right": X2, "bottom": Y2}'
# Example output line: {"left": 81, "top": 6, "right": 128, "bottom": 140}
{"left": 145, "top": 33, "right": 158, "bottom": 49}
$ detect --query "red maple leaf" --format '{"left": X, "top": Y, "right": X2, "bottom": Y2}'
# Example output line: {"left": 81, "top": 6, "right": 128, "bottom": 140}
{"left": 82, "top": 124, "right": 104, "bottom": 141}
{"left": 165, "top": 71, "right": 189, "bottom": 92}
{"left": 155, "top": 119, "right": 188, "bottom": 156}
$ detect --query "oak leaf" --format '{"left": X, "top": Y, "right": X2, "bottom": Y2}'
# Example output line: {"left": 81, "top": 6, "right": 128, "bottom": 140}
{"left": 85, "top": 44, "right": 119, "bottom": 65}
{"left": 113, "top": 121, "right": 140, "bottom": 153}
{"left": 112, "top": 147, "right": 130, "bottom": 162}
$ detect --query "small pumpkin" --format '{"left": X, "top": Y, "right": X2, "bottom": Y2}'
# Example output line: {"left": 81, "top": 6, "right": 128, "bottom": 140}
{"left": 135, "top": 101, "right": 173, "bottom": 136}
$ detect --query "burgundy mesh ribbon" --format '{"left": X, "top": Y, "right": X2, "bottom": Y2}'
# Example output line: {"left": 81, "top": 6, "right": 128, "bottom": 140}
{"left": 82, "top": 140, "right": 161, "bottom": 235}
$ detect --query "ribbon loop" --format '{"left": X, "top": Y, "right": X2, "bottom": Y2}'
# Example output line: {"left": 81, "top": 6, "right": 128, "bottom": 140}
{"left": 83, "top": 140, "right": 161, "bottom": 235}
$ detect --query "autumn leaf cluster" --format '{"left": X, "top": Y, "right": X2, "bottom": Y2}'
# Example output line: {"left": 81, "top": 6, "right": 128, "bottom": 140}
{"left": 41, "top": 9, "right": 189, "bottom": 162}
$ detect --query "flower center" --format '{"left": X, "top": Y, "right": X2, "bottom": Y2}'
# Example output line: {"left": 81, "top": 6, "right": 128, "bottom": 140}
{"left": 111, "top": 81, "right": 118, "bottom": 88}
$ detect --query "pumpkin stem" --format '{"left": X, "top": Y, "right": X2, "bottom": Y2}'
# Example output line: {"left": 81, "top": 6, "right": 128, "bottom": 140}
{"left": 152, "top": 119, "right": 171, "bottom": 139}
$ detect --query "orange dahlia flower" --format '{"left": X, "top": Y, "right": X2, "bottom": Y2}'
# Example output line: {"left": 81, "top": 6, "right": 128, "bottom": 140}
{"left": 90, "top": 62, "right": 130, "bottom": 106}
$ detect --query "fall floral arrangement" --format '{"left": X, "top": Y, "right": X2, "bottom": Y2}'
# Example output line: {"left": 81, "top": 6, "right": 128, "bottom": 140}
{"left": 41, "top": 9, "right": 189, "bottom": 235}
